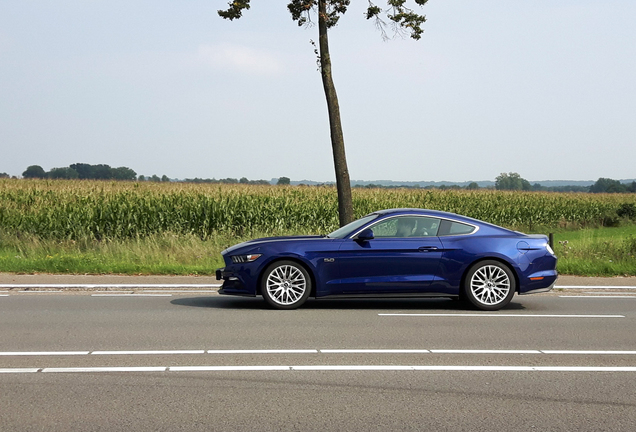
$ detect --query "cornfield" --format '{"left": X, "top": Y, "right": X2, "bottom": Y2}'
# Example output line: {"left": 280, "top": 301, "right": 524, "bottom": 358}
{"left": 1, "top": 179, "right": 635, "bottom": 240}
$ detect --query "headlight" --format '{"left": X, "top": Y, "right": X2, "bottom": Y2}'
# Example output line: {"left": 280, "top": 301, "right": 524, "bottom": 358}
{"left": 231, "top": 254, "right": 262, "bottom": 264}
{"left": 546, "top": 244, "right": 555, "bottom": 255}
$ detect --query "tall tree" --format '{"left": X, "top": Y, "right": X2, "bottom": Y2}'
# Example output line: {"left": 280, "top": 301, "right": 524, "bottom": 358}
{"left": 495, "top": 172, "right": 531, "bottom": 191}
{"left": 218, "top": 1, "right": 429, "bottom": 226}
{"left": 22, "top": 165, "right": 46, "bottom": 179}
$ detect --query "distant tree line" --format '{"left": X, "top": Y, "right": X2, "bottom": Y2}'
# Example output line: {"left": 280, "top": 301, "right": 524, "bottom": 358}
{"left": 22, "top": 163, "right": 137, "bottom": 181}
{"left": 351, "top": 174, "right": 636, "bottom": 193}
{"left": 353, "top": 182, "right": 483, "bottom": 190}
{"left": 182, "top": 177, "right": 272, "bottom": 185}
{"left": 11, "top": 165, "right": 635, "bottom": 193}
{"left": 495, "top": 172, "right": 636, "bottom": 193}
{"left": 138, "top": 174, "right": 171, "bottom": 182}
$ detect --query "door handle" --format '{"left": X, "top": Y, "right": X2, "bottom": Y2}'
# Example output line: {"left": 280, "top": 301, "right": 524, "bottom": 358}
{"left": 418, "top": 246, "right": 439, "bottom": 252}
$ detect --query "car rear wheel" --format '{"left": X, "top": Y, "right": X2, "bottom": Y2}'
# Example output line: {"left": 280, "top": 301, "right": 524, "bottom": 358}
{"left": 261, "top": 260, "right": 311, "bottom": 310}
{"left": 464, "top": 260, "right": 515, "bottom": 311}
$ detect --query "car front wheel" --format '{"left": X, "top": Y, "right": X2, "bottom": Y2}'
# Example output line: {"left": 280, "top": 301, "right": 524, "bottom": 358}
{"left": 261, "top": 260, "right": 311, "bottom": 310}
{"left": 464, "top": 260, "right": 516, "bottom": 311}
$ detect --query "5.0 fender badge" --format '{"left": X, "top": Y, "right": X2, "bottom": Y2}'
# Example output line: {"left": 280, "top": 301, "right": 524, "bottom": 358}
{"left": 323, "top": 258, "right": 335, "bottom": 263}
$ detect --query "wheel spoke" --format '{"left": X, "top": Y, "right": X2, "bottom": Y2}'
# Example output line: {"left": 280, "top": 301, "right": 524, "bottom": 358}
{"left": 470, "top": 265, "right": 510, "bottom": 306}
{"left": 266, "top": 265, "right": 307, "bottom": 306}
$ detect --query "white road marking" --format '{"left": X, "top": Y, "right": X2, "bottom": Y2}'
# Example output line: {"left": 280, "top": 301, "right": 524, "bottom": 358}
{"left": 0, "top": 284, "right": 221, "bottom": 288}
{"left": 171, "top": 366, "right": 290, "bottom": 371}
{"left": 292, "top": 365, "right": 414, "bottom": 371}
{"left": 0, "top": 351, "right": 90, "bottom": 356}
{"left": 0, "top": 295, "right": 8, "bottom": 297}
{"left": 541, "top": 350, "right": 636, "bottom": 355}
{"left": 43, "top": 367, "right": 167, "bottom": 373}
{"left": 141, "top": 290, "right": 218, "bottom": 294}
{"left": 2, "top": 349, "right": 636, "bottom": 357}
{"left": 320, "top": 349, "right": 431, "bottom": 354}
{"left": 560, "top": 296, "right": 636, "bottom": 299}
{"left": 18, "top": 290, "right": 62, "bottom": 293}
{"left": 378, "top": 313, "right": 625, "bottom": 318}
{"left": 290, "top": 365, "right": 636, "bottom": 372}
{"left": 207, "top": 349, "right": 318, "bottom": 354}
{"left": 0, "top": 368, "right": 41, "bottom": 373}
{"left": 91, "top": 350, "right": 205, "bottom": 355}
{"left": 430, "top": 349, "right": 541, "bottom": 354}
{"left": 557, "top": 286, "right": 636, "bottom": 289}
{"left": 91, "top": 294, "right": 172, "bottom": 297}
{"left": 0, "top": 365, "right": 633, "bottom": 374}
{"left": 88, "top": 291, "right": 133, "bottom": 294}
{"left": 583, "top": 292, "right": 636, "bottom": 295}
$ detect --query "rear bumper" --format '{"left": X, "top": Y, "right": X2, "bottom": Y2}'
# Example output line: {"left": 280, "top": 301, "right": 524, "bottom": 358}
{"left": 519, "top": 279, "right": 556, "bottom": 295}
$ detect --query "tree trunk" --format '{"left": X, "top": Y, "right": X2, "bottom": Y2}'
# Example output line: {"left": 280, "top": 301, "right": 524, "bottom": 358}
{"left": 318, "top": 0, "right": 354, "bottom": 227}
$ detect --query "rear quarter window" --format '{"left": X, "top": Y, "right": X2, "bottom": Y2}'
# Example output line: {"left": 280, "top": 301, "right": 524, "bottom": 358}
{"left": 438, "top": 220, "right": 476, "bottom": 236}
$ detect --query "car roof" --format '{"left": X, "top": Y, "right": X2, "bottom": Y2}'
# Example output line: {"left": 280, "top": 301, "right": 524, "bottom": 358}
{"left": 370, "top": 208, "right": 516, "bottom": 234}
{"left": 373, "top": 208, "right": 469, "bottom": 220}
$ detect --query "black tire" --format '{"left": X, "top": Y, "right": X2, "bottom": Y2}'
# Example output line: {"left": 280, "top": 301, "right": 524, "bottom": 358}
{"left": 261, "top": 260, "right": 311, "bottom": 310}
{"left": 463, "top": 260, "right": 516, "bottom": 311}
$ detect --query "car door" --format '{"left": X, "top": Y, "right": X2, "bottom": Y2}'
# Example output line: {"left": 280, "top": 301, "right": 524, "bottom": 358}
{"left": 326, "top": 216, "right": 444, "bottom": 296}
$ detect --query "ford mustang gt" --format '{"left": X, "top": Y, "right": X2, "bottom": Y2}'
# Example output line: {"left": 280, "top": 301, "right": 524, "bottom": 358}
{"left": 215, "top": 209, "right": 557, "bottom": 310}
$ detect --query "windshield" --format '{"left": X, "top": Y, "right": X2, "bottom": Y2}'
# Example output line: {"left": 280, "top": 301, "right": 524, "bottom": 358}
{"left": 327, "top": 214, "right": 378, "bottom": 239}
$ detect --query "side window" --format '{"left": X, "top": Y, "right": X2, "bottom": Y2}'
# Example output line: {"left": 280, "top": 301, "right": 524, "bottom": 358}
{"left": 438, "top": 220, "right": 476, "bottom": 236}
{"left": 369, "top": 217, "right": 440, "bottom": 238}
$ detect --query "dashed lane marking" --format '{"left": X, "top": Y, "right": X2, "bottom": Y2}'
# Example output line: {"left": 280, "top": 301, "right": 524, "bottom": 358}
{"left": 560, "top": 296, "right": 636, "bottom": 299}
{"left": 557, "top": 286, "right": 636, "bottom": 289}
{"left": 0, "top": 284, "right": 221, "bottom": 289}
{"left": 91, "top": 294, "right": 172, "bottom": 297}
{"left": 44, "top": 367, "right": 167, "bottom": 373}
{"left": 320, "top": 349, "right": 431, "bottom": 354}
{"left": 91, "top": 350, "right": 205, "bottom": 355}
{"left": 207, "top": 349, "right": 319, "bottom": 354}
{"left": 0, "top": 351, "right": 90, "bottom": 356}
{"left": 378, "top": 313, "right": 625, "bottom": 318}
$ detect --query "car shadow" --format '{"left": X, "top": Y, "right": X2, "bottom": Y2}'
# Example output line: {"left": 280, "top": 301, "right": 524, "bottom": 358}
{"left": 170, "top": 296, "right": 526, "bottom": 311}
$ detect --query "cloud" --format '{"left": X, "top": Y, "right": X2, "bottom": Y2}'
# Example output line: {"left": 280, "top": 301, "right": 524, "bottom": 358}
{"left": 196, "top": 43, "right": 283, "bottom": 76}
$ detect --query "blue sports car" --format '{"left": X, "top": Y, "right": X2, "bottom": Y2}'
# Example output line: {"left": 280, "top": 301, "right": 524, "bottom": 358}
{"left": 216, "top": 208, "right": 557, "bottom": 310}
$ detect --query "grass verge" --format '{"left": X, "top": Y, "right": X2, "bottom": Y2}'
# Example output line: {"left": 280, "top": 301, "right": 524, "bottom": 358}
{"left": 0, "top": 232, "right": 238, "bottom": 275}
{"left": 551, "top": 225, "right": 636, "bottom": 276}
{"left": 0, "top": 226, "right": 635, "bottom": 277}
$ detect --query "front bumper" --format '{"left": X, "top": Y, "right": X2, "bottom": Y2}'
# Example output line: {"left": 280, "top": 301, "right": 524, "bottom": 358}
{"left": 215, "top": 267, "right": 255, "bottom": 297}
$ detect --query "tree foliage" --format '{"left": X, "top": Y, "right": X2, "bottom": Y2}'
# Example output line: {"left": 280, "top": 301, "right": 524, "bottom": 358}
{"left": 590, "top": 178, "right": 635, "bottom": 194}
{"left": 466, "top": 182, "right": 479, "bottom": 190}
{"left": 48, "top": 167, "right": 79, "bottom": 179}
{"left": 22, "top": 165, "right": 46, "bottom": 179}
{"left": 495, "top": 172, "right": 531, "bottom": 191}
{"left": 219, "top": 1, "right": 429, "bottom": 40}
{"left": 68, "top": 163, "right": 137, "bottom": 180}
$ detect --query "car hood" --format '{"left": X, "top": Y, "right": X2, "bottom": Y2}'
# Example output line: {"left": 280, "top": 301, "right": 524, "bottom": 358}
{"left": 222, "top": 235, "right": 325, "bottom": 255}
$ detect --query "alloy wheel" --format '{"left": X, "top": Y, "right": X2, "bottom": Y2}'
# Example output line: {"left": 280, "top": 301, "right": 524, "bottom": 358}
{"left": 265, "top": 264, "right": 307, "bottom": 306}
{"left": 469, "top": 264, "right": 511, "bottom": 306}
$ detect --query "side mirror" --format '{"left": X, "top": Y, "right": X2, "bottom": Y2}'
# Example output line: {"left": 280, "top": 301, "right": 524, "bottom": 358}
{"left": 356, "top": 228, "right": 374, "bottom": 242}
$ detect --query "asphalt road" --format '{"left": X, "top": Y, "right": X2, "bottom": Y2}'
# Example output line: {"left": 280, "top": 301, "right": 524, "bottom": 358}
{"left": 1, "top": 279, "right": 636, "bottom": 431}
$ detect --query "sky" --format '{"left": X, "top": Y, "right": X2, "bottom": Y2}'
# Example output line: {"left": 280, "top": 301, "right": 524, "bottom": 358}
{"left": 1, "top": 0, "right": 635, "bottom": 182}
